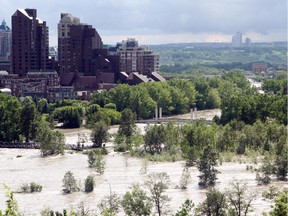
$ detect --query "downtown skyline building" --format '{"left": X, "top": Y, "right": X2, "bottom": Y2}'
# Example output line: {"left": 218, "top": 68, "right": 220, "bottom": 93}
{"left": 11, "top": 9, "right": 49, "bottom": 77}
{"left": 111, "top": 38, "right": 160, "bottom": 75}
{"left": 0, "top": 20, "right": 12, "bottom": 61}
{"left": 232, "top": 32, "right": 242, "bottom": 48}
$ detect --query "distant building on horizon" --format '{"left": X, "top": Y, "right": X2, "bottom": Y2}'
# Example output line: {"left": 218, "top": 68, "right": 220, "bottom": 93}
{"left": 232, "top": 32, "right": 242, "bottom": 48}
{"left": 0, "top": 20, "right": 12, "bottom": 61}
{"left": 245, "top": 37, "right": 252, "bottom": 47}
{"left": 12, "top": 9, "right": 49, "bottom": 77}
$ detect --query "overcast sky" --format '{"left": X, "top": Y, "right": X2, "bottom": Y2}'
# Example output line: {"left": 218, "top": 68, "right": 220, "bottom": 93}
{"left": 1, "top": 0, "right": 287, "bottom": 46}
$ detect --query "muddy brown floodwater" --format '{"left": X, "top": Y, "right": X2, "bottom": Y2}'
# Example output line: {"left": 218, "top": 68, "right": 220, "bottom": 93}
{"left": 0, "top": 109, "right": 286, "bottom": 215}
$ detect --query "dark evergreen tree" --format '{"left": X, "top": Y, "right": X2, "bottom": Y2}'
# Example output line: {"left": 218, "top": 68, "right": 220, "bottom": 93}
{"left": 91, "top": 121, "right": 109, "bottom": 147}
{"left": 197, "top": 145, "right": 219, "bottom": 187}
{"left": 118, "top": 108, "right": 136, "bottom": 137}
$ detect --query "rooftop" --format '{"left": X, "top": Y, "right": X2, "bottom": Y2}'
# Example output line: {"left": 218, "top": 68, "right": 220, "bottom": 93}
{"left": 0, "top": 20, "right": 10, "bottom": 30}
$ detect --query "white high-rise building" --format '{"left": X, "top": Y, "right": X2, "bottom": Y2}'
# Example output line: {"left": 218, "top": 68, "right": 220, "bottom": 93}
{"left": 232, "top": 32, "right": 242, "bottom": 48}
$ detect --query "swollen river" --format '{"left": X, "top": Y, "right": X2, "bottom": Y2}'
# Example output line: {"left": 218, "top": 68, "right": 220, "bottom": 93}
{"left": 0, "top": 147, "right": 284, "bottom": 215}
{"left": 0, "top": 115, "right": 285, "bottom": 215}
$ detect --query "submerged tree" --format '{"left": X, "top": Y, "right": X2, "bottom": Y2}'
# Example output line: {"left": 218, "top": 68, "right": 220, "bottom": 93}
{"left": 87, "top": 149, "right": 105, "bottom": 175}
{"left": 84, "top": 175, "right": 95, "bottom": 192}
{"left": 118, "top": 108, "right": 137, "bottom": 137}
{"left": 91, "top": 121, "right": 109, "bottom": 147}
{"left": 36, "top": 118, "right": 65, "bottom": 156}
{"left": 122, "top": 184, "right": 152, "bottom": 216}
{"left": 195, "top": 187, "right": 227, "bottom": 216}
{"left": 226, "top": 180, "right": 256, "bottom": 216}
{"left": 62, "top": 171, "right": 80, "bottom": 193}
{"left": 145, "top": 172, "right": 171, "bottom": 216}
{"left": 179, "top": 168, "right": 192, "bottom": 190}
{"left": 197, "top": 145, "right": 219, "bottom": 187}
{"left": 98, "top": 192, "right": 121, "bottom": 216}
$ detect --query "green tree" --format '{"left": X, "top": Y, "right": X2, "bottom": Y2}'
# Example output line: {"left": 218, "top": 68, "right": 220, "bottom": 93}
{"left": 144, "top": 124, "right": 166, "bottom": 154}
{"left": 129, "top": 85, "right": 156, "bottom": 119}
{"left": 84, "top": 175, "right": 95, "bottom": 192}
{"left": 146, "top": 82, "right": 172, "bottom": 115}
{"left": 206, "top": 88, "right": 221, "bottom": 109}
{"left": 62, "top": 171, "right": 80, "bottom": 193}
{"left": 122, "top": 184, "right": 152, "bottom": 216}
{"left": 0, "top": 94, "right": 21, "bottom": 142}
{"left": 222, "top": 70, "right": 249, "bottom": 89}
{"left": 197, "top": 145, "right": 219, "bottom": 187}
{"left": 174, "top": 199, "right": 194, "bottom": 216}
{"left": 256, "top": 153, "right": 274, "bottom": 185}
{"left": 91, "top": 121, "right": 109, "bottom": 147}
{"left": 178, "top": 168, "right": 192, "bottom": 190}
{"left": 109, "top": 84, "right": 132, "bottom": 111}
{"left": 269, "top": 192, "right": 288, "bottom": 216}
{"left": 118, "top": 108, "right": 137, "bottom": 137}
{"left": 98, "top": 192, "right": 121, "bottom": 216}
{"left": 226, "top": 180, "right": 256, "bottom": 216}
{"left": 20, "top": 101, "right": 39, "bottom": 142}
{"left": 53, "top": 106, "right": 83, "bottom": 128}
{"left": 181, "top": 121, "right": 216, "bottom": 166}
{"left": 36, "top": 119, "right": 65, "bottom": 156}
{"left": 87, "top": 149, "right": 105, "bottom": 175}
{"left": 145, "top": 172, "right": 171, "bottom": 216}
{"left": 37, "top": 98, "right": 48, "bottom": 114}
{"left": 275, "top": 136, "right": 287, "bottom": 180}
{"left": 195, "top": 187, "right": 227, "bottom": 216}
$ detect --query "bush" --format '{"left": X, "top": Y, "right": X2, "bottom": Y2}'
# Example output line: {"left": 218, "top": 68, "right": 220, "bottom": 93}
{"left": 30, "top": 182, "right": 43, "bottom": 193}
{"left": 84, "top": 175, "right": 95, "bottom": 192}
{"left": 87, "top": 149, "right": 105, "bottom": 174}
{"left": 20, "top": 182, "right": 42, "bottom": 193}
{"left": 20, "top": 183, "right": 30, "bottom": 193}
{"left": 62, "top": 171, "right": 80, "bottom": 193}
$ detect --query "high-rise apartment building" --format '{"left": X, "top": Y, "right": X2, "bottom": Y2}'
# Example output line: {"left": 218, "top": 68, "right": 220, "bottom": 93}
{"left": 69, "top": 24, "right": 103, "bottom": 76}
{"left": 58, "top": 13, "right": 103, "bottom": 75}
{"left": 232, "top": 32, "right": 242, "bottom": 48}
{"left": 113, "top": 38, "right": 159, "bottom": 75}
{"left": 58, "top": 13, "right": 80, "bottom": 74}
{"left": 12, "top": 9, "right": 49, "bottom": 77}
{"left": 0, "top": 20, "right": 12, "bottom": 61}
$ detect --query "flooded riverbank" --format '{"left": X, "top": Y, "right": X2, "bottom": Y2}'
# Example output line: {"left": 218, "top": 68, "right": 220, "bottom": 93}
{"left": 0, "top": 109, "right": 285, "bottom": 215}
{"left": 0, "top": 147, "right": 285, "bottom": 215}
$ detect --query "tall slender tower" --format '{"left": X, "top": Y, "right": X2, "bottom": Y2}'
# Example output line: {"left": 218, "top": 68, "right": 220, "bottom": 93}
{"left": 0, "top": 20, "right": 12, "bottom": 61}
{"left": 12, "top": 9, "right": 49, "bottom": 77}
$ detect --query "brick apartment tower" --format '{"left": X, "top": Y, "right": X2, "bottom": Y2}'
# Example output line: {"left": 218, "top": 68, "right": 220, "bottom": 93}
{"left": 12, "top": 9, "right": 49, "bottom": 77}
{"left": 116, "top": 38, "right": 160, "bottom": 75}
{"left": 58, "top": 13, "right": 103, "bottom": 76}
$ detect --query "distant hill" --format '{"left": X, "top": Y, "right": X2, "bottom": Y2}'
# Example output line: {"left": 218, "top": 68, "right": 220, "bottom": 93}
{"left": 149, "top": 42, "right": 287, "bottom": 74}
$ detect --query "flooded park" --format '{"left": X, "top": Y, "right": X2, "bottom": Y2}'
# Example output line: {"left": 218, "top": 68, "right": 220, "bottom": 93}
{"left": 0, "top": 109, "right": 286, "bottom": 215}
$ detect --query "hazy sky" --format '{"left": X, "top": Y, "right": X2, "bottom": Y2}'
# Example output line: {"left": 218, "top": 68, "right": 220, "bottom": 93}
{"left": 1, "top": 0, "right": 287, "bottom": 46}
